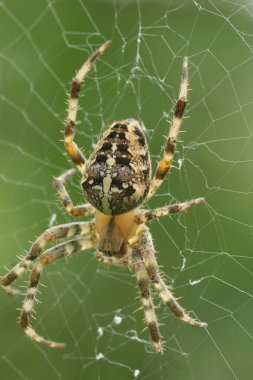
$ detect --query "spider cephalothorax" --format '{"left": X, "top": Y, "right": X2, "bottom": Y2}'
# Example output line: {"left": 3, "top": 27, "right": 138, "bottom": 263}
{"left": 2, "top": 41, "right": 207, "bottom": 354}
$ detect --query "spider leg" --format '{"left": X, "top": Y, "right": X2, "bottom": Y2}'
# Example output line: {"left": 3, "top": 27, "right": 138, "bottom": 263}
{"left": 96, "top": 251, "right": 128, "bottom": 266}
{"left": 135, "top": 198, "right": 204, "bottom": 224}
{"left": 54, "top": 168, "right": 95, "bottom": 216}
{"left": 2, "top": 220, "right": 94, "bottom": 295}
{"left": 64, "top": 41, "right": 111, "bottom": 172}
{"left": 147, "top": 57, "right": 188, "bottom": 200}
{"left": 131, "top": 246, "right": 163, "bottom": 354}
{"left": 135, "top": 227, "right": 207, "bottom": 328}
{"left": 19, "top": 235, "right": 97, "bottom": 348}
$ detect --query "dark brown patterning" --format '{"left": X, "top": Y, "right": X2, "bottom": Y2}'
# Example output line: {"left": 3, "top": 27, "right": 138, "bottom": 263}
{"left": 2, "top": 42, "right": 207, "bottom": 355}
{"left": 82, "top": 119, "right": 151, "bottom": 215}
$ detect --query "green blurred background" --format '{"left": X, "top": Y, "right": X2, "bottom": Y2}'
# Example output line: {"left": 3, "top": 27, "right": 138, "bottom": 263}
{"left": 1, "top": 0, "right": 253, "bottom": 379}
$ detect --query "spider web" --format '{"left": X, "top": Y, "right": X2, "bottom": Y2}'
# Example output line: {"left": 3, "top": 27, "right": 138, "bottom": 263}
{"left": 1, "top": 0, "right": 253, "bottom": 379}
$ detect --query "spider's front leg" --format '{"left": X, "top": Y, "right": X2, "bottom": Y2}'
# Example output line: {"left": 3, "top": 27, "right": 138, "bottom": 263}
{"left": 20, "top": 234, "right": 97, "bottom": 348}
{"left": 2, "top": 220, "right": 94, "bottom": 296}
{"left": 136, "top": 226, "right": 207, "bottom": 328}
{"left": 130, "top": 245, "right": 163, "bottom": 354}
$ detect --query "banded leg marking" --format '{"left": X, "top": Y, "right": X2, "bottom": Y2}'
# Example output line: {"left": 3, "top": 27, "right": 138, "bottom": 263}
{"left": 96, "top": 251, "right": 127, "bottom": 266}
{"left": 20, "top": 235, "right": 97, "bottom": 348}
{"left": 2, "top": 220, "right": 94, "bottom": 295}
{"left": 54, "top": 169, "right": 95, "bottom": 216}
{"left": 148, "top": 57, "right": 188, "bottom": 200}
{"left": 64, "top": 41, "right": 111, "bottom": 172}
{"left": 136, "top": 198, "right": 204, "bottom": 224}
{"left": 138, "top": 228, "right": 207, "bottom": 328}
{"left": 131, "top": 247, "right": 162, "bottom": 354}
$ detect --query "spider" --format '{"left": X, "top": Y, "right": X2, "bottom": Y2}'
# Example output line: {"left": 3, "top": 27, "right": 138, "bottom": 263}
{"left": 2, "top": 40, "right": 207, "bottom": 354}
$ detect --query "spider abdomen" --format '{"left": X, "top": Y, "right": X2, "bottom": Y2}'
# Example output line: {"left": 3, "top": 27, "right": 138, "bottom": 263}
{"left": 82, "top": 119, "right": 151, "bottom": 215}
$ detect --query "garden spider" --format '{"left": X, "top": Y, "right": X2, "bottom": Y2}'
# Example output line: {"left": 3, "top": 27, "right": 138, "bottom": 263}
{"left": 2, "top": 41, "right": 207, "bottom": 354}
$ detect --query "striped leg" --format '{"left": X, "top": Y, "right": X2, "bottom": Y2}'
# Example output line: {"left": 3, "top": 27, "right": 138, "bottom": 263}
{"left": 138, "top": 228, "right": 207, "bottom": 328}
{"left": 131, "top": 246, "right": 163, "bottom": 354}
{"left": 96, "top": 251, "right": 127, "bottom": 266}
{"left": 54, "top": 169, "right": 95, "bottom": 216}
{"left": 20, "top": 235, "right": 96, "bottom": 348}
{"left": 2, "top": 220, "right": 94, "bottom": 295}
{"left": 147, "top": 57, "right": 188, "bottom": 200}
{"left": 64, "top": 40, "right": 111, "bottom": 172}
{"left": 135, "top": 198, "right": 204, "bottom": 224}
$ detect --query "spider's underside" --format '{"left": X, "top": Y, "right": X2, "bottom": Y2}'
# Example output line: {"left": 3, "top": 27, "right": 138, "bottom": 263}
{"left": 2, "top": 41, "right": 207, "bottom": 354}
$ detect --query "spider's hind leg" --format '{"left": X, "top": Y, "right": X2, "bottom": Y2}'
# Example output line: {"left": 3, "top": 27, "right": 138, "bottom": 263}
{"left": 147, "top": 56, "right": 188, "bottom": 201}
{"left": 64, "top": 41, "right": 111, "bottom": 172}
